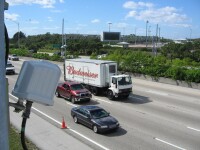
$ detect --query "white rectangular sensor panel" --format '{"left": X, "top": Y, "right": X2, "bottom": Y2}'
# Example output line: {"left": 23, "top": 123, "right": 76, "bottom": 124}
{"left": 12, "top": 60, "right": 61, "bottom": 106}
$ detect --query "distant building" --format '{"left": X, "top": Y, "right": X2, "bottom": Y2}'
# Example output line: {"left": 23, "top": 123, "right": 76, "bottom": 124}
{"left": 173, "top": 38, "right": 188, "bottom": 44}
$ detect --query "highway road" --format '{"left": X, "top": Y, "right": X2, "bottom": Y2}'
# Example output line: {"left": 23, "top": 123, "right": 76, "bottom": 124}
{"left": 7, "top": 57, "right": 200, "bottom": 150}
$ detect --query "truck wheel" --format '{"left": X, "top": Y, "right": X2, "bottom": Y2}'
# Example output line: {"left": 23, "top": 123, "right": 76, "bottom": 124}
{"left": 92, "top": 87, "right": 98, "bottom": 96}
{"left": 107, "top": 90, "right": 114, "bottom": 100}
{"left": 71, "top": 96, "right": 76, "bottom": 104}
{"left": 55, "top": 90, "right": 61, "bottom": 98}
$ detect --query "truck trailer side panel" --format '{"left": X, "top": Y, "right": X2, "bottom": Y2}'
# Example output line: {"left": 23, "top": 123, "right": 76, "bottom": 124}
{"left": 64, "top": 59, "right": 117, "bottom": 87}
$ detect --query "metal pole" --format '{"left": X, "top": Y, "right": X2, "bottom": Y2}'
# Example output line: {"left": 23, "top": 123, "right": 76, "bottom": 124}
{"left": 17, "top": 22, "right": 20, "bottom": 48}
{"left": 156, "top": 24, "right": 158, "bottom": 47}
{"left": 108, "top": 22, "right": 112, "bottom": 32}
{"left": 0, "top": 0, "right": 9, "bottom": 149}
{"left": 148, "top": 25, "right": 151, "bottom": 46}
{"left": 189, "top": 27, "right": 192, "bottom": 42}
{"left": 146, "top": 20, "right": 148, "bottom": 48}
{"left": 158, "top": 27, "right": 160, "bottom": 47}
{"left": 6, "top": 19, "right": 20, "bottom": 48}
{"left": 135, "top": 27, "right": 137, "bottom": 45}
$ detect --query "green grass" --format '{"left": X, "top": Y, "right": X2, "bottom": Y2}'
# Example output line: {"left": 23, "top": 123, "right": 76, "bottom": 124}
{"left": 9, "top": 125, "right": 39, "bottom": 150}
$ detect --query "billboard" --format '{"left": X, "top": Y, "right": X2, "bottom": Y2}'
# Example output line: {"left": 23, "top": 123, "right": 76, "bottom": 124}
{"left": 102, "top": 32, "right": 121, "bottom": 41}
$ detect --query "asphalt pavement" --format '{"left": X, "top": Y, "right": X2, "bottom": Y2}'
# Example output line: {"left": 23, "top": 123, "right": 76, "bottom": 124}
{"left": 9, "top": 100, "right": 93, "bottom": 150}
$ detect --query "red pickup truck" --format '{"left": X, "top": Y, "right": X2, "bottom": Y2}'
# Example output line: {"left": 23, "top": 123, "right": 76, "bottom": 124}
{"left": 55, "top": 81, "right": 92, "bottom": 103}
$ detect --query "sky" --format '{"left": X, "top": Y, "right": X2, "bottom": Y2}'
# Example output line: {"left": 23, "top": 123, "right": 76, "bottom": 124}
{"left": 4, "top": 0, "right": 200, "bottom": 40}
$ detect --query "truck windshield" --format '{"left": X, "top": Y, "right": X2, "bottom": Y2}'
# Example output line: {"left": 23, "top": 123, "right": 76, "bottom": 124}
{"left": 118, "top": 76, "right": 132, "bottom": 85}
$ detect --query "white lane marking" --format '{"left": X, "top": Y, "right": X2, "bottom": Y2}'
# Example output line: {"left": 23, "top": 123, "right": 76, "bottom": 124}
{"left": 93, "top": 97, "right": 112, "bottom": 104}
{"left": 187, "top": 126, "right": 200, "bottom": 132}
{"left": 154, "top": 138, "right": 186, "bottom": 150}
{"left": 65, "top": 101, "right": 77, "bottom": 107}
{"left": 9, "top": 93, "right": 110, "bottom": 150}
{"left": 146, "top": 90, "right": 168, "bottom": 96}
{"left": 70, "top": 128, "right": 110, "bottom": 150}
{"left": 129, "top": 95, "right": 143, "bottom": 100}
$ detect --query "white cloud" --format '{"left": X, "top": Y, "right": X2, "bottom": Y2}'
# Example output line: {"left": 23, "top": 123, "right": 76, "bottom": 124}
{"left": 51, "top": 9, "right": 63, "bottom": 13}
{"left": 5, "top": 13, "right": 19, "bottom": 21}
{"left": 6, "top": 0, "right": 64, "bottom": 8}
{"left": 29, "top": 19, "right": 39, "bottom": 24}
{"left": 116, "top": 23, "right": 129, "bottom": 28}
{"left": 59, "top": 0, "right": 64, "bottom": 3}
{"left": 47, "top": 17, "right": 53, "bottom": 22}
{"left": 124, "top": 1, "right": 188, "bottom": 26}
{"left": 171, "top": 23, "right": 191, "bottom": 28}
{"left": 91, "top": 19, "right": 100, "bottom": 23}
{"left": 123, "top": 1, "right": 154, "bottom": 9}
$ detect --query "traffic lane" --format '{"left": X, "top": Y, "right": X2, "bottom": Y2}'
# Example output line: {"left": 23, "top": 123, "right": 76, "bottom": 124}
{"left": 133, "top": 86, "right": 200, "bottom": 110}
{"left": 10, "top": 92, "right": 200, "bottom": 150}
{"left": 101, "top": 97, "right": 200, "bottom": 150}
{"left": 9, "top": 57, "right": 200, "bottom": 149}
{"left": 133, "top": 78, "right": 200, "bottom": 98}
{"left": 128, "top": 89, "right": 200, "bottom": 128}
{"left": 9, "top": 92, "right": 107, "bottom": 150}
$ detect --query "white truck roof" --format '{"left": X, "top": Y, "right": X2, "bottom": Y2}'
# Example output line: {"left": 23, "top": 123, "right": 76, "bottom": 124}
{"left": 66, "top": 59, "right": 116, "bottom": 64}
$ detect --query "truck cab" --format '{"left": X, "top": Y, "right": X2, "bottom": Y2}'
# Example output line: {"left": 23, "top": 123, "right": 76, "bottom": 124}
{"left": 107, "top": 74, "right": 132, "bottom": 99}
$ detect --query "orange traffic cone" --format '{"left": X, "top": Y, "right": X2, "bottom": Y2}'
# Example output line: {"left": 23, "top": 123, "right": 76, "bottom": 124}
{"left": 61, "top": 117, "right": 67, "bottom": 129}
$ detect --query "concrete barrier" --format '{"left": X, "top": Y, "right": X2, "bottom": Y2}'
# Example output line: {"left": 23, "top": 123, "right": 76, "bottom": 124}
{"left": 127, "top": 73, "right": 200, "bottom": 90}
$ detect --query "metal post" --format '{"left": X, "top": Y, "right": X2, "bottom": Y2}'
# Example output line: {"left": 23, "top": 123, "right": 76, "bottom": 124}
{"left": 0, "top": 1, "right": 9, "bottom": 149}
{"left": 108, "top": 22, "right": 112, "bottom": 32}
{"left": 6, "top": 19, "right": 20, "bottom": 48}
{"left": 189, "top": 27, "right": 192, "bottom": 42}
{"left": 17, "top": 22, "right": 20, "bottom": 48}
{"left": 156, "top": 24, "right": 158, "bottom": 47}
{"left": 135, "top": 27, "right": 137, "bottom": 45}
{"left": 61, "top": 18, "right": 64, "bottom": 55}
{"left": 146, "top": 20, "right": 149, "bottom": 48}
{"left": 158, "top": 27, "right": 160, "bottom": 47}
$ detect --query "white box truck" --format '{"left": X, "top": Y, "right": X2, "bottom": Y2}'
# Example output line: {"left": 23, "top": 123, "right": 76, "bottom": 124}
{"left": 64, "top": 59, "right": 132, "bottom": 100}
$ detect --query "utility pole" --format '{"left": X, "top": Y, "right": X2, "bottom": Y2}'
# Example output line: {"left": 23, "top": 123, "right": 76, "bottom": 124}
{"left": 0, "top": 1, "right": 9, "bottom": 149}
{"left": 108, "top": 22, "right": 112, "bottom": 32}
{"left": 135, "top": 27, "right": 137, "bottom": 45}
{"left": 146, "top": 20, "right": 149, "bottom": 48}
{"left": 154, "top": 24, "right": 159, "bottom": 56}
{"left": 158, "top": 27, "right": 160, "bottom": 47}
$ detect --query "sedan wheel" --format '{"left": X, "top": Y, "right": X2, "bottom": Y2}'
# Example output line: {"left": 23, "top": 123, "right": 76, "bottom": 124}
{"left": 93, "top": 125, "right": 98, "bottom": 133}
{"left": 73, "top": 116, "right": 78, "bottom": 123}
{"left": 55, "top": 90, "right": 61, "bottom": 98}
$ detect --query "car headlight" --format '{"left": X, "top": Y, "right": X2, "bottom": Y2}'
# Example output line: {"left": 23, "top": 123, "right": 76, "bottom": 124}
{"left": 101, "top": 125, "right": 108, "bottom": 128}
{"left": 74, "top": 93, "right": 80, "bottom": 96}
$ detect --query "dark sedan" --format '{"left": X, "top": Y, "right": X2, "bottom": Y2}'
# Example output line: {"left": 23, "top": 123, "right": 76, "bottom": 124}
{"left": 71, "top": 105, "right": 119, "bottom": 133}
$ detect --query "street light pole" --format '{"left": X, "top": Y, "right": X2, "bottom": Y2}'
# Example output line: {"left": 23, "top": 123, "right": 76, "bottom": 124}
{"left": 6, "top": 18, "right": 20, "bottom": 48}
{"left": 108, "top": 22, "right": 112, "bottom": 32}
{"left": 17, "top": 22, "right": 19, "bottom": 48}
{"left": 0, "top": 1, "right": 9, "bottom": 149}
{"left": 135, "top": 27, "right": 137, "bottom": 45}
{"left": 146, "top": 20, "right": 149, "bottom": 48}
{"left": 189, "top": 27, "right": 192, "bottom": 42}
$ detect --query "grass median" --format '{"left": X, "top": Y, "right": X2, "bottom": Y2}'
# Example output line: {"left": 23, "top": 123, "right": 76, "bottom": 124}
{"left": 9, "top": 125, "right": 39, "bottom": 150}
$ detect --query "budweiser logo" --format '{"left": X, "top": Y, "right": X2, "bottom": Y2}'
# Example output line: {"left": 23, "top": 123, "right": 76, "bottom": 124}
{"left": 66, "top": 66, "right": 98, "bottom": 78}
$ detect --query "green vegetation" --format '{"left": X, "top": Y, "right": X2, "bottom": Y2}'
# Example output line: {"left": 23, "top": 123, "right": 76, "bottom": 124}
{"left": 9, "top": 32, "right": 200, "bottom": 83}
{"left": 9, "top": 125, "right": 38, "bottom": 150}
